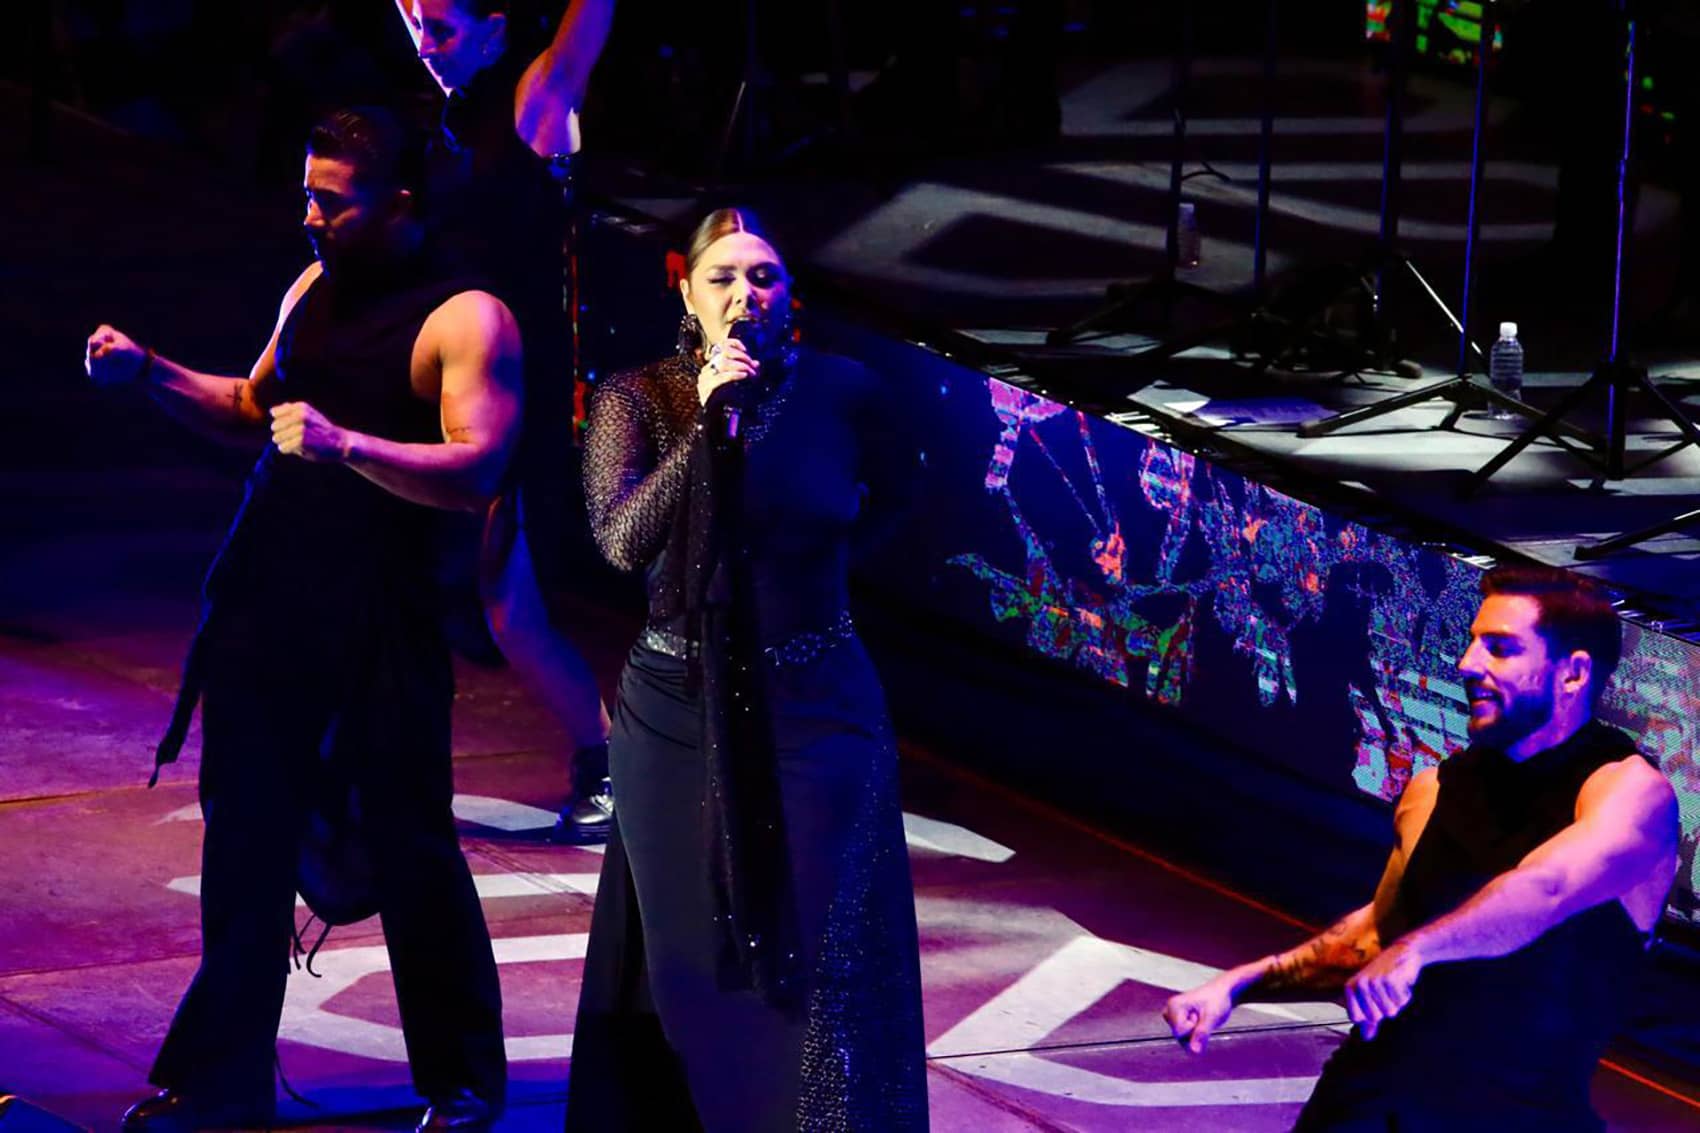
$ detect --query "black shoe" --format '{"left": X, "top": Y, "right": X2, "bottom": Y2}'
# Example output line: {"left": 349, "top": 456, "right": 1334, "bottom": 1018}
{"left": 416, "top": 1089, "right": 496, "bottom": 1133}
{"left": 550, "top": 776, "right": 613, "bottom": 844}
{"left": 121, "top": 1090, "right": 272, "bottom": 1132}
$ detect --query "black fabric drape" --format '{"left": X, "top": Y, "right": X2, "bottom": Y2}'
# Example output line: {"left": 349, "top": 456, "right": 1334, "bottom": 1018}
{"left": 675, "top": 379, "right": 802, "bottom": 1009}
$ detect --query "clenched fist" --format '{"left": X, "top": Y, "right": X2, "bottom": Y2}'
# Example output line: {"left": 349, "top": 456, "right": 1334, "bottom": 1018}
{"left": 1343, "top": 938, "right": 1422, "bottom": 1041}
{"left": 1162, "top": 973, "right": 1239, "bottom": 1055}
{"left": 270, "top": 402, "right": 351, "bottom": 462}
{"left": 84, "top": 325, "right": 148, "bottom": 387}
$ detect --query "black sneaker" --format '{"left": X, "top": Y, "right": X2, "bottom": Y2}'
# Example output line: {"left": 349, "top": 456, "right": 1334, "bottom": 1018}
{"left": 550, "top": 777, "right": 613, "bottom": 844}
{"left": 416, "top": 1088, "right": 496, "bottom": 1132}
{"left": 120, "top": 1090, "right": 273, "bottom": 1132}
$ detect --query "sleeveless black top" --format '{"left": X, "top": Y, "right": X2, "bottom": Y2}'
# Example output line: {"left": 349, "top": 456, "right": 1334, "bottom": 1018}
{"left": 1320, "top": 720, "right": 1652, "bottom": 1128}
{"left": 149, "top": 255, "right": 477, "bottom": 779}
{"left": 205, "top": 257, "right": 471, "bottom": 641}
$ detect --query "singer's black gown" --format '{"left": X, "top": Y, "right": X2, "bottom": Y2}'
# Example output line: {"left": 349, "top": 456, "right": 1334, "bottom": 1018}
{"left": 562, "top": 349, "right": 928, "bottom": 1132}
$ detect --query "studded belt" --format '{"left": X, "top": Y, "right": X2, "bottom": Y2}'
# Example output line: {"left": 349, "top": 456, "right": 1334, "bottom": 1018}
{"left": 637, "top": 625, "right": 698, "bottom": 660}
{"left": 638, "top": 610, "right": 856, "bottom": 670}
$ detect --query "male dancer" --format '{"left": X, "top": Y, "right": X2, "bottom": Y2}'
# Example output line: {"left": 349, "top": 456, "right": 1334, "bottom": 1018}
{"left": 1164, "top": 565, "right": 1679, "bottom": 1131}
{"left": 395, "top": 0, "right": 618, "bottom": 841}
{"left": 90, "top": 106, "right": 517, "bottom": 1133}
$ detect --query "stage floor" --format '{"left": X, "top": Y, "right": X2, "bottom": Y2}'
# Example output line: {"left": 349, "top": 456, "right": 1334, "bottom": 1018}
{"left": 8, "top": 43, "right": 1700, "bottom": 1130}
{"left": 4, "top": 616, "right": 1699, "bottom": 1131}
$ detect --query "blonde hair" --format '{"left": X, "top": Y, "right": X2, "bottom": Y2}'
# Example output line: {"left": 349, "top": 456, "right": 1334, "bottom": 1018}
{"left": 684, "top": 207, "right": 783, "bottom": 276}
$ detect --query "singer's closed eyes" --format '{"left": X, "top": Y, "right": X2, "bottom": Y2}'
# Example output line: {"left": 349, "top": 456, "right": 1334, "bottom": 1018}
{"left": 564, "top": 208, "right": 929, "bottom": 1132}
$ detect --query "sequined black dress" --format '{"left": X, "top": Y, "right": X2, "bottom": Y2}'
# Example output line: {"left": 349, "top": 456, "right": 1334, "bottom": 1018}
{"left": 563, "top": 350, "right": 928, "bottom": 1132}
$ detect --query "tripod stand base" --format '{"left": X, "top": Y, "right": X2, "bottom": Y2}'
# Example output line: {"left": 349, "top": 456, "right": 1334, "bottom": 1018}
{"left": 1297, "top": 376, "right": 1457, "bottom": 438}
{"left": 1463, "top": 360, "right": 1700, "bottom": 499}
{"left": 1574, "top": 508, "right": 1700, "bottom": 561}
{"left": 1047, "top": 274, "right": 1234, "bottom": 347}
{"left": 1107, "top": 290, "right": 1277, "bottom": 368}
{"left": 1296, "top": 377, "right": 1595, "bottom": 444}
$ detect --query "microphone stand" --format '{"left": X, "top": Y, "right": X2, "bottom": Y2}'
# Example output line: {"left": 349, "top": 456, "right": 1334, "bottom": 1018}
{"left": 1521, "top": 6, "right": 1700, "bottom": 558}
{"left": 1292, "top": 0, "right": 1584, "bottom": 439}
{"left": 713, "top": 0, "right": 762, "bottom": 179}
{"left": 1046, "top": 4, "right": 1234, "bottom": 346}
{"left": 1108, "top": 0, "right": 1283, "bottom": 369}
{"left": 712, "top": 0, "right": 853, "bottom": 179}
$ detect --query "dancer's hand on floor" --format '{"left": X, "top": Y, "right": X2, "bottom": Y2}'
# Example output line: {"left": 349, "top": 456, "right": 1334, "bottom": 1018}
{"left": 1163, "top": 975, "right": 1237, "bottom": 1054}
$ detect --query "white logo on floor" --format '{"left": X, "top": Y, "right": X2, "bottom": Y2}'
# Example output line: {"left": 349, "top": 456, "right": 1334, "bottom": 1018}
{"left": 162, "top": 795, "right": 1335, "bottom": 1106}
{"left": 278, "top": 935, "right": 585, "bottom": 1063}
{"left": 926, "top": 903, "right": 1347, "bottom": 1108}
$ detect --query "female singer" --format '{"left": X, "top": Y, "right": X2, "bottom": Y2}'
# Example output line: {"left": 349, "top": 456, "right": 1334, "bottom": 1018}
{"left": 565, "top": 208, "right": 928, "bottom": 1131}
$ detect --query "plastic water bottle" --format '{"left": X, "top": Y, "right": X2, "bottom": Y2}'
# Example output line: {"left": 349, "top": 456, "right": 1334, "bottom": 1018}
{"left": 1176, "top": 202, "right": 1201, "bottom": 269}
{"left": 1488, "top": 321, "right": 1524, "bottom": 420}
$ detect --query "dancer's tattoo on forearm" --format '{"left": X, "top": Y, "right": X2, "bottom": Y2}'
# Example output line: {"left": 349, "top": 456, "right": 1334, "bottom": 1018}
{"left": 1254, "top": 914, "right": 1376, "bottom": 994}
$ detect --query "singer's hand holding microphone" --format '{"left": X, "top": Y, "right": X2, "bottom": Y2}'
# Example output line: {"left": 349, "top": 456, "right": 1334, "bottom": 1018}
{"left": 696, "top": 321, "right": 760, "bottom": 407}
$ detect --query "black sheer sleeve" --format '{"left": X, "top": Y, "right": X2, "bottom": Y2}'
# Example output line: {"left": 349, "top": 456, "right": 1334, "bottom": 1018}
{"left": 582, "top": 359, "right": 703, "bottom": 572}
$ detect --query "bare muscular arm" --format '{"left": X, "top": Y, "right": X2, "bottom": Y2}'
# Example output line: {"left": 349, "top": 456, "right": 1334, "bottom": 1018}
{"left": 269, "top": 289, "right": 522, "bottom": 511}
{"left": 1162, "top": 769, "right": 1438, "bottom": 1052}
{"left": 85, "top": 263, "right": 318, "bottom": 444}
{"left": 1345, "top": 755, "right": 1677, "bottom": 1038}
{"left": 514, "top": 0, "right": 615, "bottom": 156}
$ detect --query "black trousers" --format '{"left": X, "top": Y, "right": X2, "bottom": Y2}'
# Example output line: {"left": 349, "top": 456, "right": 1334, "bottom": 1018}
{"left": 1295, "top": 1041, "right": 1603, "bottom": 1133}
{"left": 148, "top": 616, "right": 506, "bottom": 1113}
{"left": 566, "top": 641, "right": 927, "bottom": 1132}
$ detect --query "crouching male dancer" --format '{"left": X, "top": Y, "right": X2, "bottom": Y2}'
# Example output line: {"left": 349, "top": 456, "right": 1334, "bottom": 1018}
{"left": 86, "top": 106, "right": 518, "bottom": 1133}
{"left": 1164, "top": 564, "right": 1679, "bottom": 1132}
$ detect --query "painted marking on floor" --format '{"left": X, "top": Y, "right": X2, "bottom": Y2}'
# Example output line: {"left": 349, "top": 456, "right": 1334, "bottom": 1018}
{"left": 450, "top": 794, "right": 559, "bottom": 832}
{"left": 166, "top": 872, "right": 601, "bottom": 904}
{"left": 160, "top": 795, "right": 570, "bottom": 833}
{"left": 929, "top": 918, "right": 1346, "bottom": 1108}
{"left": 162, "top": 815, "right": 1345, "bottom": 1108}
{"left": 903, "top": 813, "right": 1016, "bottom": 862}
{"left": 278, "top": 934, "right": 587, "bottom": 1063}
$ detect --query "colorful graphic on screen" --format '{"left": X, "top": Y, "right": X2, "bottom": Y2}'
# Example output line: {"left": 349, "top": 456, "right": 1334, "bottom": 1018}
{"left": 1366, "top": 1, "right": 1504, "bottom": 65}
{"left": 950, "top": 377, "right": 1700, "bottom": 926}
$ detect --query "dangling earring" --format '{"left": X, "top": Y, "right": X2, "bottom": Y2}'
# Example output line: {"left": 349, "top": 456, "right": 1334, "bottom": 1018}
{"left": 676, "top": 312, "right": 704, "bottom": 361}
{"left": 773, "top": 299, "right": 801, "bottom": 372}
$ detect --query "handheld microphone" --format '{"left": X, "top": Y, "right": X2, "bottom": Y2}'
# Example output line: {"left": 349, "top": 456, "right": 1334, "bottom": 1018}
{"left": 727, "top": 315, "right": 759, "bottom": 351}
{"left": 716, "top": 317, "right": 760, "bottom": 441}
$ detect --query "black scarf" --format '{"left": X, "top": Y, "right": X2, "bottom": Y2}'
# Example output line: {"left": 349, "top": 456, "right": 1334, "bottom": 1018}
{"left": 666, "top": 367, "right": 804, "bottom": 1010}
